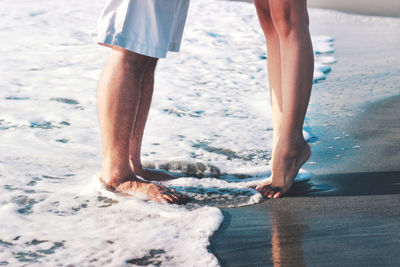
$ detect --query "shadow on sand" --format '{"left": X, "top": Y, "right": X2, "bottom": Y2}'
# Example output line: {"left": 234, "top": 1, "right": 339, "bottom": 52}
{"left": 210, "top": 171, "right": 400, "bottom": 266}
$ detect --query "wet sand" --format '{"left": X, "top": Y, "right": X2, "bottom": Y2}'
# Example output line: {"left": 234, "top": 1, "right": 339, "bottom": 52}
{"left": 231, "top": 0, "right": 400, "bottom": 17}
{"left": 210, "top": 4, "right": 400, "bottom": 267}
{"left": 308, "top": 0, "right": 400, "bottom": 18}
{"left": 212, "top": 193, "right": 400, "bottom": 266}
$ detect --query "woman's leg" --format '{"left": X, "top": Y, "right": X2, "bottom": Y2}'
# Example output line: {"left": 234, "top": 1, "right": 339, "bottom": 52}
{"left": 256, "top": 0, "right": 313, "bottom": 198}
{"left": 254, "top": 0, "right": 283, "bottom": 169}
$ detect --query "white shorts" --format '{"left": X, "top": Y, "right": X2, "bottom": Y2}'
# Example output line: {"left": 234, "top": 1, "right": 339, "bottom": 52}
{"left": 97, "top": 0, "right": 190, "bottom": 58}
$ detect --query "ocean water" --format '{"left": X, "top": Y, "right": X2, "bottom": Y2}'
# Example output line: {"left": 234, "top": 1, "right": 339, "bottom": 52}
{"left": 0, "top": 0, "right": 335, "bottom": 265}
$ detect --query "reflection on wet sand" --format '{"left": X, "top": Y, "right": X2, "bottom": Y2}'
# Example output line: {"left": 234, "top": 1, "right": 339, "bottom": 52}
{"left": 211, "top": 171, "right": 400, "bottom": 266}
{"left": 269, "top": 209, "right": 307, "bottom": 267}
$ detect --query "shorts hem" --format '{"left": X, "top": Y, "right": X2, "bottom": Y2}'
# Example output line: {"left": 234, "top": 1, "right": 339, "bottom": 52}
{"left": 97, "top": 33, "right": 180, "bottom": 58}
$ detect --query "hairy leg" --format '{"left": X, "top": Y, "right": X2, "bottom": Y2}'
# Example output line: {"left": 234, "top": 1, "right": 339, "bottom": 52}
{"left": 254, "top": 0, "right": 283, "bottom": 168}
{"left": 256, "top": 0, "right": 313, "bottom": 198}
{"left": 128, "top": 59, "right": 176, "bottom": 181}
{"left": 98, "top": 46, "right": 186, "bottom": 203}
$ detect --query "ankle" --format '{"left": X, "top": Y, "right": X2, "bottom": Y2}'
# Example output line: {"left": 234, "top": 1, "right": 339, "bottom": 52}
{"left": 129, "top": 155, "right": 140, "bottom": 165}
{"left": 279, "top": 126, "right": 305, "bottom": 141}
{"left": 276, "top": 138, "right": 308, "bottom": 158}
{"left": 101, "top": 160, "right": 133, "bottom": 185}
{"left": 278, "top": 134, "right": 305, "bottom": 147}
{"left": 129, "top": 157, "right": 144, "bottom": 173}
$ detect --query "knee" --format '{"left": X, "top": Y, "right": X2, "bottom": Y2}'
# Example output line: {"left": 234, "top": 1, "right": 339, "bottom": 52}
{"left": 270, "top": 5, "right": 309, "bottom": 38}
{"left": 123, "top": 54, "right": 151, "bottom": 77}
{"left": 254, "top": 0, "right": 275, "bottom": 35}
{"left": 146, "top": 58, "right": 158, "bottom": 74}
{"left": 142, "top": 58, "right": 158, "bottom": 83}
{"left": 254, "top": 0, "right": 269, "bottom": 14}
{"left": 113, "top": 46, "right": 152, "bottom": 78}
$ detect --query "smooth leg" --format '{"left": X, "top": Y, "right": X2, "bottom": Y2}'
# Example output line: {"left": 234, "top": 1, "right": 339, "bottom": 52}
{"left": 254, "top": 0, "right": 283, "bottom": 165}
{"left": 128, "top": 59, "right": 176, "bottom": 181}
{"left": 254, "top": 0, "right": 313, "bottom": 198}
{"left": 97, "top": 46, "right": 186, "bottom": 203}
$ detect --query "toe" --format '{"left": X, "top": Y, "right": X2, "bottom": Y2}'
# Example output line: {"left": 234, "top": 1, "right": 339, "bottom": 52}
{"left": 159, "top": 187, "right": 190, "bottom": 204}
{"left": 167, "top": 188, "right": 181, "bottom": 199}
{"left": 170, "top": 193, "right": 181, "bottom": 202}
{"left": 256, "top": 183, "right": 270, "bottom": 193}
{"left": 267, "top": 191, "right": 275, "bottom": 199}
{"left": 256, "top": 183, "right": 265, "bottom": 192}
{"left": 262, "top": 188, "right": 271, "bottom": 198}
{"left": 272, "top": 187, "right": 285, "bottom": 198}
{"left": 273, "top": 191, "right": 282, "bottom": 198}
{"left": 165, "top": 190, "right": 189, "bottom": 204}
{"left": 162, "top": 194, "right": 175, "bottom": 203}
{"left": 258, "top": 184, "right": 274, "bottom": 198}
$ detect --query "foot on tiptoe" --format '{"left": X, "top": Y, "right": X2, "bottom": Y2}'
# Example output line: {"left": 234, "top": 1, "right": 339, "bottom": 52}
{"left": 256, "top": 139, "right": 311, "bottom": 199}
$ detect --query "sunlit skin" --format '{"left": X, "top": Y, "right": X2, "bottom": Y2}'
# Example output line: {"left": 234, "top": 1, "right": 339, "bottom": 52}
{"left": 97, "top": 46, "right": 187, "bottom": 204}
{"left": 254, "top": 0, "right": 313, "bottom": 198}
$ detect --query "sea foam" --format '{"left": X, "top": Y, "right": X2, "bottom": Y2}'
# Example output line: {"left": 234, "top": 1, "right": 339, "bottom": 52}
{"left": 0, "top": 0, "right": 335, "bottom": 265}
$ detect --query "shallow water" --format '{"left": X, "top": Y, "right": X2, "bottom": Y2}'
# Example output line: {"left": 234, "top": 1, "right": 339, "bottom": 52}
{"left": 0, "top": 0, "right": 335, "bottom": 265}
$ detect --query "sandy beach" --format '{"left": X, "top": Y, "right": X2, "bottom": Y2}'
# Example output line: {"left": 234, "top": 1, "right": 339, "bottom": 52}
{"left": 1, "top": 0, "right": 399, "bottom": 265}
{"left": 234, "top": 0, "right": 400, "bottom": 17}
{"left": 211, "top": 2, "right": 400, "bottom": 266}
{"left": 308, "top": 0, "right": 400, "bottom": 18}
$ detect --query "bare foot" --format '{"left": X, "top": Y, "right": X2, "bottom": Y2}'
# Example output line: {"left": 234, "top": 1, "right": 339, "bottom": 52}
{"left": 134, "top": 167, "right": 177, "bottom": 182}
{"left": 129, "top": 157, "right": 177, "bottom": 181}
{"left": 256, "top": 139, "right": 311, "bottom": 199}
{"left": 100, "top": 175, "right": 189, "bottom": 204}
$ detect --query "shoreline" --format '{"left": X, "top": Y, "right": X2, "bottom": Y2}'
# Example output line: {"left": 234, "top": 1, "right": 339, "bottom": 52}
{"left": 210, "top": 6, "right": 400, "bottom": 266}
{"left": 230, "top": 0, "right": 400, "bottom": 18}
{"left": 307, "top": 0, "right": 400, "bottom": 18}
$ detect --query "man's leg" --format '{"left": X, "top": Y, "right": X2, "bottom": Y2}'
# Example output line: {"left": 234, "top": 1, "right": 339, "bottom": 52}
{"left": 256, "top": 0, "right": 313, "bottom": 198}
{"left": 98, "top": 46, "right": 185, "bottom": 203}
{"left": 128, "top": 59, "right": 176, "bottom": 181}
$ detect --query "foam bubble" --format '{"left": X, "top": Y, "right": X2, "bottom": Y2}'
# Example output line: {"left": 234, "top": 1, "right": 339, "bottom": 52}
{"left": 0, "top": 0, "right": 332, "bottom": 265}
